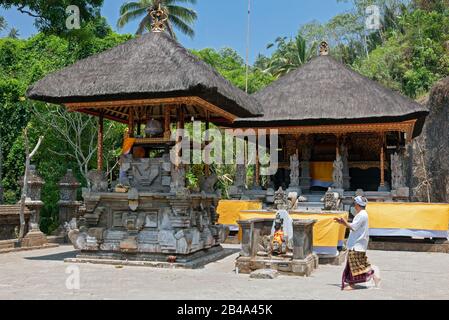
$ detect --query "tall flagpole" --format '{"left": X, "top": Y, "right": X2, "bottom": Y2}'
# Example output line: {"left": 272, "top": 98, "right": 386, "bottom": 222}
{"left": 245, "top": 0, "right": 251, "bottom": 93}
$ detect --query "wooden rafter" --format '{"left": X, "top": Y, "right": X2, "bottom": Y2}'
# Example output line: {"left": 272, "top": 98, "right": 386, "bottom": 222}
{"left": 64, "top": 96, "right": 238, "bottom": 122}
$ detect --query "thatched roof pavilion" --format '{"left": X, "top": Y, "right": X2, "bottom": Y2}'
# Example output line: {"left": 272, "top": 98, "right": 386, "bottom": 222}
{"left": 236, "top": 53, "right": 428, "bottom": 139}
{"left": 27, "top": 32, "right": 261, "bottom": 124}
{"left": 229, "top": 44, "right": 429, "bottom": 194}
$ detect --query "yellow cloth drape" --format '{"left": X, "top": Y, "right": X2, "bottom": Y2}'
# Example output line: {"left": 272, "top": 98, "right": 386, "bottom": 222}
{"left": 217, "top": 200, "right": 263, "bottom": 226}
{"left": 237, "top": 211, "right": 348, "bottom": 248}
{"left": 310, "top": 162, "right": 333, "bottom": 182}
{"left": 367, "top": 202, "right": 449, "bottom": 231}
{"left": 122, "top": 138, "right": 136, "bottom": 155}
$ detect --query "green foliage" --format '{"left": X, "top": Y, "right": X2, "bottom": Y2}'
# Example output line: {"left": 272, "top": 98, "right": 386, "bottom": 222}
{"left": 355, "top": 8, "right": 449, "bottom": 98}
{"left": 0, "top": 25, "right": 131, "bottom": 234}
{"left": 0, "top": 0, "right": 104, "bottom": 35}
{"left": 263, "top": 33, "right": 318, "bottom": 78}
{"left": 191, "top": 47, "right": 274, "bottom": 93}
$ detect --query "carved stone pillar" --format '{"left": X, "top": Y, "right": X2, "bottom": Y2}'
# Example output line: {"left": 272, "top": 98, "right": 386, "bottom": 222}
{"left": 18, "top": 165, "right": 44, "bottom": 227}
{"left": 340, "top": 143, "right": 351, "bottom": 190}
{"left": 239, "top": 220, "right": 252, "bottom": 257}
{"left": 391, "top": 148, "right": 409, "bottom": 198}
{"left": 332, "top": 154, "right": 344, "bottom": 190}
{"left": 55, "top": 169, "right": 81, "bottom": 238}
{"left": 300, "top": 136, "right": 312, "bottom": 193}
{"left": 292, "top": 219, "right": 316, "bottom": 260}
{"left": 18, "top": 165, "right": 47, "bottom": 247}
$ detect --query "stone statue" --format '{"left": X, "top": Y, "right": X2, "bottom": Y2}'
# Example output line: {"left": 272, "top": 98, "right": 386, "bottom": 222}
{"left": 273, "top": 187, "right": 289, "bottom": 210}
{"left": 86, "top": 170, "right": 108, "bottom": 192}
{"left": 340, "top": 143, "right": 351, "bottom": 190}
{"left": 234, "top": 164, "right": 246, "bottom": 188}
{"left": 199, "top": 174, "right": 218, "bottom": 194}
{"left": 321, "top": 187, "right": 341, "bottom": 211}
{"left": 332, "top": 154, "right": 344, "bottom": 189}
{"left": 391, "top": 152, "right": 406, "bottom": 190}
{"left": 171, "top": 164, "right": 186, "bottom": 190}
{"left": 289, "top": 154, "right": 300, "bottom": 187}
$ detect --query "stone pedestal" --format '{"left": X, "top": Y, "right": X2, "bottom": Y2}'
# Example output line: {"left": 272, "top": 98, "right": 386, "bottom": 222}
{"left": 235, "top": 217, "right": 318, "bottom": 276}
{"left": 21, "top": 228, "right": 47, "bottom": 247}
{"left": 54, "top": 170, "right": 81, "bottom": 239}
{"left": 18, "top": 166, "right": 47, "bottom": 247}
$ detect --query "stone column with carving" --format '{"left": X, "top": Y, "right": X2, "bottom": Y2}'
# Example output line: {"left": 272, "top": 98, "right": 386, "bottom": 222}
{"left": 340, "top": 143, "right": 351, "bottom": 190}
{"left": 391, "top": 149, "right": 409, "bottom": 198}
{"left": 332, "top": 154, "right": 344, "bottom": 190}
{"left": 300, "top": 136, "right": 312, "bottom": 193}
{"left": 18, "top": 165, "right": 47, "bottom": 247}
{"left": 229, "top": 164, "right": 246, "bottom": 198}
{"left": 55, "top": 169, "right": 81, "bottom": 238}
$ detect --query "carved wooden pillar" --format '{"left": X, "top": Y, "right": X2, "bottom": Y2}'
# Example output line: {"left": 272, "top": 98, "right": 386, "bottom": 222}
{"left": 175, "top": 106, "right": 185, "bottom": 168}
{"left": 205, "top": 111, "right": 210, "bottom": 177}
{"left": 128, "top": 109, "right": 134, "bottom": 138}
{"left": 378, "top": 132, "right": 388, "bottom": 191}
{"left": 255, "top": 133, "right": 260, "bottom": 188}
{"left": 164, "top": 106, "right": 171, "bottom": 139}
{"left": 97, "top": 112, "right": 104, "bottom": 171}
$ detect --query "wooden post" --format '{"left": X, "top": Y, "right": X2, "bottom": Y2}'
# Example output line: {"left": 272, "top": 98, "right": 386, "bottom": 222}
{"left": 128, "top": 109, "right": 134, "bottom": 138}
{"left": 335, "top": 134, "right": 341, "bottom": 158}
{"left": 205, "top": 111, "right": 210, "bottom": 177}
{"left": 380, "top": 133, "right": 385, "bottom": 188}
{"left": 175, "top": 106, "right": 185, "bottom": 167}
{"left": 164, "top": 106, "right": 171, "bottom": 139}
{"left": 97, "top": 112, "right": 104, "bottom": 171}
{"left": 255, "top": 132, "right": 260, "bottom": 187}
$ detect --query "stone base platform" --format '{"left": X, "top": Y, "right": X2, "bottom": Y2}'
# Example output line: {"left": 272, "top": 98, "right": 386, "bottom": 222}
{"left": 235, "top": 254, "right": 319, "bottom": 277}
{"left": 0, "top": 238, "right": 58, "bottom": 254}
{"left": 318, "top": 250, "right": 347, "bottom": 265}
{"left": 369, "top": 239, "right": 449, "bottom": 253}
{"left": 65, "top": 245, "right": 235, "bottom": 269}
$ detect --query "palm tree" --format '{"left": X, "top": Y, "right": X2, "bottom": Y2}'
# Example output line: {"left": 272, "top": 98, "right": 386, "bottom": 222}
{"left": 117, "top": 0, "right": 197, "bottom": 39}
{"left": 0, "top": 16, "right": 7, "bottom": 33}
{"left": 8, "top": 28, "right": 20, "bottom": 39}
{"left": 265, "top": 34, "right": 318, "bottom": 78}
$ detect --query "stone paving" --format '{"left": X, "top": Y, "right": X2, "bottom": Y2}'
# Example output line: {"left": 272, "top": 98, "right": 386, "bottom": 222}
{"left": 0, "top": 244, "right": 448, "bottom": 300}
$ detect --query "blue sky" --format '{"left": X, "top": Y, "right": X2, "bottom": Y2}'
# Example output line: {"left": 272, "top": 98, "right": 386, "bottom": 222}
{"left": 0, "top": 0, "right": 353, "bottom": 63}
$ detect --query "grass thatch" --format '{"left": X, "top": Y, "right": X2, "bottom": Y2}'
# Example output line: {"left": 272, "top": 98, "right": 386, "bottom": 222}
{"left": 237, "top": 55, "right": 429, "bottom": 137}
{"left": 26, "top": 32, "right": 262, "bottom": 118}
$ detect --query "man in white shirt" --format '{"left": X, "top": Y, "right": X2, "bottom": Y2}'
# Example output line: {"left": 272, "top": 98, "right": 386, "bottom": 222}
{"left": 334, "top": 196, "right": 381, "bottom": 290}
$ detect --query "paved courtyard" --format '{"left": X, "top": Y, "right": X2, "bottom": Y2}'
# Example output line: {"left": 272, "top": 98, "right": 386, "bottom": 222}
{"left": 0, "top": 244, "right": 448, "bottom": 300}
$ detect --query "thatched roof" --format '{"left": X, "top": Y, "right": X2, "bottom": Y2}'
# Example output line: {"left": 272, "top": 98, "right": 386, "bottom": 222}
{"left": 26, "top": 32, "right": 262, "bottom": 120}
{"left": 236, "top": 55, "right": 428, "bottom": 137}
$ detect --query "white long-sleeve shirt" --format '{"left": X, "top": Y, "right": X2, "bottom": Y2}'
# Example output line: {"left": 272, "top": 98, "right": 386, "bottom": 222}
{"left": 346, "top": 210, "right": 369, "bottom": 252}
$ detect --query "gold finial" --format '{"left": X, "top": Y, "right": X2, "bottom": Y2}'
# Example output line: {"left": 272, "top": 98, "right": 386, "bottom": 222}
{"left": 150, "top": 4, "right": 168, "bottom": 32}
{"left": 319, "top": 41, "right": 329, "bottom": 56}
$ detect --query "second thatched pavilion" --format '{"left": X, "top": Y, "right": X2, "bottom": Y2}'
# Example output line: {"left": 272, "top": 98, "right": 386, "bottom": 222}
{"left": 229, "top": 42, "right": 428, "bottom": 205}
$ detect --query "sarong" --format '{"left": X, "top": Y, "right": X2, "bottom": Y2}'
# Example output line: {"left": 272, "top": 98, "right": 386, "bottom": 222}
{"left": 341, "top": 250, "right": 374, "bottom": 290}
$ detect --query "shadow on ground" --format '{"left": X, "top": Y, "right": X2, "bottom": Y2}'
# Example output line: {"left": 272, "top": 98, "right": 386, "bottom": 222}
{"left": 25, "top": 250, "right": 78, "bottom": 261}
{"left": 24, "top": 248, "right": 240, "bottom": 264}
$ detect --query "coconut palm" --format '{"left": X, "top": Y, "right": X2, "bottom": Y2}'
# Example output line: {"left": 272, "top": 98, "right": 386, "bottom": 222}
{"left": 265, "top": 34, "right": 318, "bottom": 78}
{"left": 8, "top": 28, "right": 20, "bottom": 39}
{"left": 117, "top": 0, "right": 197, "bottom": 39}
{"left": 0, "top": 16, "right": 7, "bottom": 32}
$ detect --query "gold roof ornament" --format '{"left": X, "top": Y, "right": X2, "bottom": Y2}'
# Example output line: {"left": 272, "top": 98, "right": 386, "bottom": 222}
{"left": 150, "top": 4, "right": 168, "bottom": 32}
{"left": 319, "top": 41, "right": 329, "bottom": 56}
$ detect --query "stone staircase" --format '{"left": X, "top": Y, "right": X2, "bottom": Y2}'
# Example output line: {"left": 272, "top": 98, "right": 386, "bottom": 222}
{"left": 296, "top": 193, "right": 325, "bottom": 211}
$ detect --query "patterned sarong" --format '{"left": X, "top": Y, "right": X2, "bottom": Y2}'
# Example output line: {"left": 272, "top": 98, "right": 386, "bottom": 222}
{"left": 341, "top": 251, "right": 374, "bottom": 290}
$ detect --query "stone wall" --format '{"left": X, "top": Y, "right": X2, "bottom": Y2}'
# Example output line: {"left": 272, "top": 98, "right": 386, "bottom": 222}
{"left": 0, "top": 205, "right": 31, "bottom": 240}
